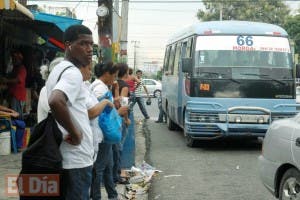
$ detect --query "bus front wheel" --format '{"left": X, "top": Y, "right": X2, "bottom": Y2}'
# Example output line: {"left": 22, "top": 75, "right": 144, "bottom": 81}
{"left": 183, "top": 113, "right": 196, "bottom": 147}
{"left": 185, "top": 134, "right": 197, "bottom": 147}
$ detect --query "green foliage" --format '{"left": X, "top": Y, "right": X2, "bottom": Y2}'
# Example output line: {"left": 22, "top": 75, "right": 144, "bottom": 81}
{"left": 197, "top": 0, "right": 290, "bottom": 26}
{"left": 283, "top": 14, "right": 300, "bottom": 56}
{"left": 156, "top": 70, "right": 162, "bottom": 81}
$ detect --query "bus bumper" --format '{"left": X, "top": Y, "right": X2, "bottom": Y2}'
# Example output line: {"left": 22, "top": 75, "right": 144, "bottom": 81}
{"left": 184, "top": 122, "right": 268, "bottom": 139}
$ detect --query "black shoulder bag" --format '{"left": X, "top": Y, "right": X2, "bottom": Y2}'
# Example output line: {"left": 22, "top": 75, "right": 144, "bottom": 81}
{"left": 19, "top": 66, "right": 72, "bottom": 199}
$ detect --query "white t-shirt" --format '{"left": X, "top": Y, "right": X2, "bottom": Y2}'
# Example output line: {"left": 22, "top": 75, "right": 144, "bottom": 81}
{"left": 84, "top": 82, "right": 103, "bottom": 161}
{"left": 37, "top": 86, "right": 49, "bottom": 123}
{"left": 45, "top": 60, "right": 94, "bottom": 169}
{"left": 90, "top": 79, "right": 109, "bottom": 99}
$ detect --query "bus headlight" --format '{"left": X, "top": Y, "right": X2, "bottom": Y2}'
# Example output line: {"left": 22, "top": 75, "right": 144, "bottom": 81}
{"left": 257, "top": 117, "right": 264, "bottom": 124}
{"left": 235, "top": 116, "right": 242, "bottom": 123}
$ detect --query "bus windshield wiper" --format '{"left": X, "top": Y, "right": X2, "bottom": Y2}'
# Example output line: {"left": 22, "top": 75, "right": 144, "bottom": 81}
{"left": 240, "top": 73, "right": 286, "bottom": 85}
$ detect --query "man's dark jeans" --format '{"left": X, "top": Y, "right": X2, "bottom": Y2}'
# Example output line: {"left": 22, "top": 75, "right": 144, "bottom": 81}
{"left": 131, "top": 96, "right": 149, "bottom": 119}
{"left": 91, "top": 143, "right": 118, "bottom": 200}
{"left": 62, "top": 165, "right": 93, "bottom": 200}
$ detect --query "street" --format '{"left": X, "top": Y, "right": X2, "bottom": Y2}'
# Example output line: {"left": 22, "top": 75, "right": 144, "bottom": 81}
{"left": 135, "top": 98, "right": 277, "bottom": 200}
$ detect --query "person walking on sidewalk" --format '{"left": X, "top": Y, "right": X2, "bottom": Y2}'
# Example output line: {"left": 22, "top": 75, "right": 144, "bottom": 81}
{"left": 46, "top": 24, "right": 94, "bottom": 200}
{"left": 131, "top": 69, "right": 150, "bottom": 119}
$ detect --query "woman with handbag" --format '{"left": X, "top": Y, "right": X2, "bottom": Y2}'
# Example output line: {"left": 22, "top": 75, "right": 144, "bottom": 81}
{"left": 90, "top": 62, "right": 128, "bottom": 200}
{"left": 112, "top": 63, "right": 132, "bottom": 184}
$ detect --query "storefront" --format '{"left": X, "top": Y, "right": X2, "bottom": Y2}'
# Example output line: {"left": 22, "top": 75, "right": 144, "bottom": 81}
{"left": 0, "top": 0, "right": 82, "bottom": 122}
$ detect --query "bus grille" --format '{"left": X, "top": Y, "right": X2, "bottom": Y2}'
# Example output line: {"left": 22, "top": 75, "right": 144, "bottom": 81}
{"left": 188, "top": 112, "right": 222, "bottom": 123}
{"left": 186, "top": 123, "right": 220, "bottom": 133}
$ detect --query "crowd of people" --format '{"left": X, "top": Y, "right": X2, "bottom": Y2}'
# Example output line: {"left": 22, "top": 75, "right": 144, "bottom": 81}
{"left": 0, "top": 23, "right": 166, "bottom": 199}
{"left": 33, "top": 24, "right": 159, "bottom": 199}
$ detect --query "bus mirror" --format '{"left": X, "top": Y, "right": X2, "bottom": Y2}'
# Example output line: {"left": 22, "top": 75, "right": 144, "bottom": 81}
{"left": 296, "top": 64, "right": 300, "bottom": 78}
{"left": 182, "top": 58, "right": 192, "bottom": 73}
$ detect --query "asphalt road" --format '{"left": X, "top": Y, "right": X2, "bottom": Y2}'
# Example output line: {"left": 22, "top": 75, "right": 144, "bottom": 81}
{"left": 133, "top": 99, "right": 277, "bottom": 200}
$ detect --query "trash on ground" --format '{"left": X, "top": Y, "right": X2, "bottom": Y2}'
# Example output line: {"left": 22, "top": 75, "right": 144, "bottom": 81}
{"left": 123, "top": 161, "right": 161, "bottom": 199}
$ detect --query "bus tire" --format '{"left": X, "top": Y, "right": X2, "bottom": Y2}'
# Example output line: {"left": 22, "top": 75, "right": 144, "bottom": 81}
{"left": 185, "top": 134, "right": 197, "bottom": 147}
{"left": 167, "top": 107, "right": 177, "bottom": 130}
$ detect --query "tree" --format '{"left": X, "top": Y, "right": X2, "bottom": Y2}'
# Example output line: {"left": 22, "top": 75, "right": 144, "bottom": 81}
{"left": 197, "top": 0, "right": 290, "bottom": 26}
{"left": 283, "top": 14, "right": 300, "bottom": 57}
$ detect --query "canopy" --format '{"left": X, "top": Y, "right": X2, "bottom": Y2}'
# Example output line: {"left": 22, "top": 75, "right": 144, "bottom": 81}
{"left": 32, "top": 11, "right": 82, "bottom": 32}
{"left": 4, "top": 10, "right": 83, "bottom": 50}
{"left": 31, "top": 11, "right": 83, "bottom": 50}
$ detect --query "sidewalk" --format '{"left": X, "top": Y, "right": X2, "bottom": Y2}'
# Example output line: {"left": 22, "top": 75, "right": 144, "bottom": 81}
{"left": 0, "top": 118, "right": 148, "bottom": 200}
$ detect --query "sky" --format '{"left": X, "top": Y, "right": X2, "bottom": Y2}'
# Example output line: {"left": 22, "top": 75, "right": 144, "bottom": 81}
{"left": 27, "top": 0, "right": 203, "bottom": 68}
{"left": 27, "top": 0, "right": 300, "bottom": 69}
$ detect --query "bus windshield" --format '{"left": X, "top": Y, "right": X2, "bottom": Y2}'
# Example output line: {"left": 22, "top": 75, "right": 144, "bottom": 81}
{"left": 194, "top": 35, "right": 292, "bottom": 70}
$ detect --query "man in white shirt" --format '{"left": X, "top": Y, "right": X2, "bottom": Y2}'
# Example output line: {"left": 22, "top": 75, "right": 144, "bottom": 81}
{"left": 46, "top": 25, "right": 94, "bottom": 200}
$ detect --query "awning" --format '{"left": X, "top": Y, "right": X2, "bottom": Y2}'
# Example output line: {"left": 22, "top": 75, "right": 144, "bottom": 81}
{"left": 0, "top": 0, "right": 34, "bottom": 19}
{"left": 31, "top": 11, "right": 83, "bottom": 50}
{"left": 4, "top": 11, "right": 83, "bottom": 50}
{"left": 32, "top": 11, "right": 83, "bottom": 32}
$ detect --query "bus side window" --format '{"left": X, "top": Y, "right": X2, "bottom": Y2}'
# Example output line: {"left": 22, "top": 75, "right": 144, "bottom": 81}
{"left": 163, "top": 46, "right": 171, "bottom": 73}
{"left": 186, "top": 37, "right": 194, "bottom": 58}
{"left": 168, "top": 44, "right": 176, "bottom": 75}
{"left": 174, "top": 42, "right": 182, "bottom": 75}
{"left": 181, "top": 42, "right": 187, "bottom": 58}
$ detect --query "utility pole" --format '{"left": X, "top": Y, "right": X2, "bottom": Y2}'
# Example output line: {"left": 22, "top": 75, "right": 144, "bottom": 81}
{"left": 131, "top": 40, "right": 139, "bottom": 72}
{"left": 97, "top": 0, "right": 113, "bottom": 63}
{"left": 219, "top": 3, "right": 223, "bottom": 21}
{"left": 120, "top": 0, "right": 129, "bottom": 63}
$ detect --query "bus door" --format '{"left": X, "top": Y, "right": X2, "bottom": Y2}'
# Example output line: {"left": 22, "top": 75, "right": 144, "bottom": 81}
{"left": 165, "top": 43, "right": 179, "bottom": 123}
{"left": 178, "top": 37, "right": 194, "bottom": 125}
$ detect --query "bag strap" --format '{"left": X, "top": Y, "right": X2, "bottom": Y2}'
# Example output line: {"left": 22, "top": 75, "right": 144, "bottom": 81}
{"left": 56, "top": 65, "right": 73, "bottom": 83}
{"left": 47, "top": 66, "right": 73, "bottom": 115}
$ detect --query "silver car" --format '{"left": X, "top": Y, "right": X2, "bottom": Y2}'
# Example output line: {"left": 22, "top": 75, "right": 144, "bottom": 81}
{"left": 259, "top": 114, "right": 300, "bottom": 200}
{"left": 143, "top": 79, "right": 162, "bottom": 97}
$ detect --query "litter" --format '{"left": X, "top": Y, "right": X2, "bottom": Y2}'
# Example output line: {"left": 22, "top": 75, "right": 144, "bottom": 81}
{"left": 123, "top": 161, "right": 161, "bottom": 199}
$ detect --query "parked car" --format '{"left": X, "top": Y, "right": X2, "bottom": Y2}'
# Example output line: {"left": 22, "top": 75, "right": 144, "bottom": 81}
{"left": 142, "top": 79, "right": 162, "bottom": 97}
{"left": 259, "top": 114, "right": 300, "bottom": 200}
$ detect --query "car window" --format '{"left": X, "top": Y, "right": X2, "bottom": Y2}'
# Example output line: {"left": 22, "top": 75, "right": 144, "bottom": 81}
{"left": 144, "top": 79, "right": 156, "bottom": 85}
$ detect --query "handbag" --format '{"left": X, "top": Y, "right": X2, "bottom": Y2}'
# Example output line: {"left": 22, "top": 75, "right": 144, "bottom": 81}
{"left": 146, "top": 98, "right": 152, "bottom": 105}
{"left": 98, "top": 106, "right": 122, "bottom": 144}
{"left": 97, "top": 91, "right": 122, "bottom": 144}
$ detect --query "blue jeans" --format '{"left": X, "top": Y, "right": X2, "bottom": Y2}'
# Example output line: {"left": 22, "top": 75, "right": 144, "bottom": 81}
{"left": 91, "top": 143, "right": 118, "bottom": 200}
{"left": 11, "top": 97, "right": 24, "bottom": 119}
{"left": 113, "top": 122, "right": 128, "bottom": 182}
{"left": 62, "top": 165, "right": 93, "bottom": 200}
{"left": 112, "top": 143, "right": 121, "bottom": 182}
{"left": 131, "top": 96, "right": 149, "bottom": 118}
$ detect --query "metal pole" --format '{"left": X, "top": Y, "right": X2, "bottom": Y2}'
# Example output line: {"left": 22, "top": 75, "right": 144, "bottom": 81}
{"left": 120, "top": 0, "right": 129, "bottom": 63}
{"left": 98, "top": 0, "right": 113, "bottom": 63}
{"left": 219, "top": 3, "right": 223, "bottom": 21}
{"left": 131, "top": 40, "right": 139, "bottom": 72}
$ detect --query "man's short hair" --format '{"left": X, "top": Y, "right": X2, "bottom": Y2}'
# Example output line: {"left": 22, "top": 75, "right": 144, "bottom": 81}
{"left": 136, "top": 69, "right": 142, "bottom": 74}
{"left": 63, "top": 25, "right": 92, "bottom": 43}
